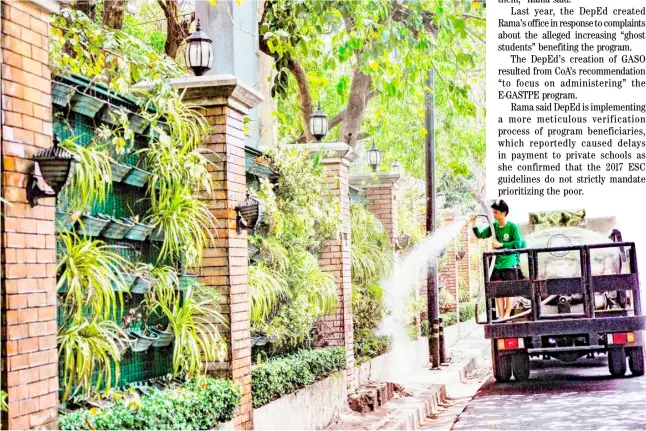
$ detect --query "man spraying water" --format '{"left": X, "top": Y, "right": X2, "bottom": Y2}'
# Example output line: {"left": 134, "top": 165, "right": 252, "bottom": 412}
{"left": 471, "top": 199, "right": 526, "bottom": 320}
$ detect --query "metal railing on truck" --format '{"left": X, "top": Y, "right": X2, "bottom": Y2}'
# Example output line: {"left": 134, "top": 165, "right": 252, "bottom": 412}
{"left": 476, "top": 242, "right": 641, "bottom": 325}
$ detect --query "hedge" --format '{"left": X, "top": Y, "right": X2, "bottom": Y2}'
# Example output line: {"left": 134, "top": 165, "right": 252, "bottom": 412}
{"left": 59, "top": 377, "right": 241, "bottom": 430}
{"left": 421, "top": 301, "right": 477, "bottom": 334}
{"left": 252, "top": 347, "right": 346, "bottom": 408}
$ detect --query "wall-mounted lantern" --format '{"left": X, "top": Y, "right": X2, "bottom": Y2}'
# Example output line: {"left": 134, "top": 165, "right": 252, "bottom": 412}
{"left": 390, "top": 158, "right": 401, "bottom": 175}
{"left": 456, "top": 249, "right": 466, "bottom": 260}
{"left": 367, "top": 141, "right": 382, "bottom": 172}
{"left": 185, "top": 20, "right": 213, "bottom": 76}
{"left": 235, "top": 191, "right": 263, "bottom": 234}
{"left": 309, "top": 103, "right": 328, "bottom": 142}
{"left": 397, "top": 233, "right": 410, "bottom": 250}
{"left": 27, "top": 136, "right": 78, "bottom": 207}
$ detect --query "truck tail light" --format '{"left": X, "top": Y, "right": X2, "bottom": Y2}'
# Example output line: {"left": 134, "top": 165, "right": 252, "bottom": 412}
{"left": 497, "top": 338, "right": 525, "bottom": 350}
{"left": 607, "top": 332, "right": 634, "bottom": 345}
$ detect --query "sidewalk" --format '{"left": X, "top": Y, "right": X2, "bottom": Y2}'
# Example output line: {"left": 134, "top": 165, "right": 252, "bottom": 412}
{"left": 326, "top": 325, "right": 492, "bottom": 430}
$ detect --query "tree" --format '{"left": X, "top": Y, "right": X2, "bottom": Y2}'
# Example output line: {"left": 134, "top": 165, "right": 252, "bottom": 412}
{"left": 157, "top": 0, "right": 195, "bottom": 59}
{"left": 103, "top": 0, "right": 127, "bottom": 30}
{"left": 259, "top": 0, "right": 485, "bottom": 146}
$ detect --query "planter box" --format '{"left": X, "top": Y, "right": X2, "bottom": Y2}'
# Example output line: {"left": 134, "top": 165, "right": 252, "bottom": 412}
{"left": 150, "top": 328, "right": 174, "bottom": 348}
{"left": 113, "top": 273, "right": 136, "bottom": 293}
{"left": 178, "top": 274, "right": 197, "bottom": 291}
{"left": 253, "top": 371, "right": 346, "bottom": 431}
{"left": 52, "top": 82, "right": 76, "bottom": 108}
{"left": 130, "top": 331, "right": 159, "bottom": 353}
{"left": 124, "top": 220, "right": 154, "bottom": 241}
{"left": 102, "top": 217, "right": 135, "bottom": 240}
{"left": 101, "top": 104, "right": 124, "bottom": 126}
{"left": 150, "top": 227, "right": 165, "bottom": 242}
{"left": 71, "top": 92, "right": 105, "bottom": 118}
{"left": 123, "top": 166, "right": 151, "bottom": 188}
{"left": 110, "top": 161, "right": 132, "bottom": 183}
{"left": 129, "top": 113, "right": 150, "bottom": 134}
{"left": 131, "top": 276, "right": 152, "bottom": 294}
{"left": 77, "top": 213, "right": 110, "bottom": 237}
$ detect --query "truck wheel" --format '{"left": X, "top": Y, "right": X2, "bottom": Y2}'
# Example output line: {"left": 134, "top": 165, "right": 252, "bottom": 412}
{"left": 494, "top": 353, "right": 512, "bottom": 383}
{"left": 608, "top": 348, "right": 627, "bottom": 377}
{"left": 512, "top": 353, "right": 530, "bottom": 382}
{"left": 627, "top": 347, "right": 645, "bottom": 376}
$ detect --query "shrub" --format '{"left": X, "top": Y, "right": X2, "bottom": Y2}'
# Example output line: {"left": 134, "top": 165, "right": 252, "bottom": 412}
{"left": 58, "top": 377, "right": 240, "bottom": 430}
{"left": 251, "top": 347, "right": 346, "bottom": 408}
{"left": 459, "top": 301, "right": 476, "bottom": 322}
{"left": 420, "top": 320, "right": 429, "bottom": 337}
{"left": 354, "top": 331, "right": 392, "bottom": 364}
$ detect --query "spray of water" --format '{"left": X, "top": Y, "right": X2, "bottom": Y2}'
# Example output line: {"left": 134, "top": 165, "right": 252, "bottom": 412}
{"left": 376, "top": 219, "right": 466, "bottom": 383}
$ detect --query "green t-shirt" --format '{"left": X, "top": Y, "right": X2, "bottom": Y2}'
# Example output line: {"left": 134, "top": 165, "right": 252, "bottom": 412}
{"left": 473, "top": 221, "right": 524, "bottom": 269}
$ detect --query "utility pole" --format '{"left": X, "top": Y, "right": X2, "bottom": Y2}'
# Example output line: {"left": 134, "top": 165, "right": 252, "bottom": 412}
{"left": 425, "top": 66, "right": 441, "bottom": 369}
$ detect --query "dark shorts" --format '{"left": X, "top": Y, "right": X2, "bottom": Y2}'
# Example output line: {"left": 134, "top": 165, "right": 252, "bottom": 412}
{"left": 491, "top": 267, "right": 524, "bottom": 282}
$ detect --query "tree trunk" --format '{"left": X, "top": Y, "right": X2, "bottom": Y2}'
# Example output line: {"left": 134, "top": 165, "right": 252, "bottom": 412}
{"left": 74, "top": 0, "right": 97, "bottom": 20}
{"left": 102, "top": 0, "right": 127, "bottom": 30}
{"left": 340, "top": 69, "right": 371, "bottom": 147}
{"left": 157, "top": 0, "right": 194, "bottom": 60}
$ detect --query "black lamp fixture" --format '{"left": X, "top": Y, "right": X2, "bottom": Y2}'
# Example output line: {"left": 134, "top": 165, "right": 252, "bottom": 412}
{"left": 309, "top": 103, "right": 328, "bottom": 142}
{"left": 367, "top": 140, "right": 382, "bottom": 172}
{"left": 27, "top": 135, "right": 78, "bottom": 207}
{"left": 185, "top": 19, "right": 213, "bottom": 76}
{"left": 235, "top": 191, "right": 263, "bottom": 234}
{"left": 397, "top": 233, "right": 410, "bottom": 250}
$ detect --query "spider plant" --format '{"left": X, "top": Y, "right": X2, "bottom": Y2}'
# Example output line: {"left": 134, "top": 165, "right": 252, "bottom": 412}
{"left": 249, "top": 235, "right": 289, "bottom": 271}
{"left": 145, "top": 190, "right": 217, "bottom": 268}
{"left": 153, "top": 283, "right": 227, "bottom": 379}
{"left": 249, "top": 262, "right": 287, "bottom": 325}
{"left": 289, "top": 249, "right": 337, "bottom": 316}
{"left": 59, "top": 137, "right": 113, "bottom": 213}
{"left": 58, "top": 317, "right": 130, "bottom": 402}
{"left": 139, "top": 264, "right": 180, "bottom": 315}
{"left": 0, "top": 390, "right": 7, "bottom": 411}
{"left": 57, "top": 230, "right": 130, "bottom": 321}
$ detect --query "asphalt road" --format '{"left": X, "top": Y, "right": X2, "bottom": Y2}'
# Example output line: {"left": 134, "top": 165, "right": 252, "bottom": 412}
{"left": 451, "top": 355, "right": 646, "bottom": 431}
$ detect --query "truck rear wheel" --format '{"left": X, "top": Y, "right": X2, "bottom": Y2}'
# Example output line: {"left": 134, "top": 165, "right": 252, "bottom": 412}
{"left": 494, "top": 352, "right": 512, "bottom": 382}
{"left": 608, "top": 348, "right": 627, "bottom": 377}
{"left": 511, "top": 353, "right": 530, "bottom": 382}
{"left": 627, "top": 347, "right": 644, "bottom": 376}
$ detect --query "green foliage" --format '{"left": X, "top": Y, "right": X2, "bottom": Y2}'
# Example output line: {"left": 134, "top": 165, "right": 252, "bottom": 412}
{"left": 57, "top": 230, "right": 130, "bottom": 321}
{"left": 251, "top": 347, "right": 346, "bottom": 408}
{"left": 250, "top": 146, "right": 341, "bottom": 348}
{"left": 352, "top": 282, "right": 386, "bottom": 339}
{"left": 59, "top": 138, "right": 113, "bottom": 214}
{"left": 397, "top": 181, "right": 427, "bottom": 246}
{"left": 51, "top": 8, "right": 183, "bottom": 94}
{"left": 351, "top": 203, "right": 393, "bottom": 285}
{"left": 354, "top": 332, "right": 392, "bottom": 365}
{"left": 1, "top": 390, "right": 7, "bottom": 411}
{"left": 58, "top": 317, "right": 130, "bottom": 402}
{"left": 440, "top": 302, "right": 476, "bottom": 328}
{"left": 439, "top": 287, "right": 456, "bottom": 313}
{"left": 440, "top": 311, "right": 457, "bottom": 327}
{"left": 58, "top": 377, "right": 241, "bottom": 430}
{"left": 152, "top": 284, "right": 227, "bottom": 380}
{"left": 420, "top": 320, "right": 429, "bottom": 337}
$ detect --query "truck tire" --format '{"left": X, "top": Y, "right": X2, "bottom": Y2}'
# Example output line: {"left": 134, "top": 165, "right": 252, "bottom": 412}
{"left": 627, "top": 347, "right": 644, "bottom": 376}
{"left": 512, "top": 352, "right": 530, "bottom": 382}
{"left": 608, "top": 348, "right": 627, "bottom": 377}
{"left": 494, "top": 352, "right": 512, "bottom": 382}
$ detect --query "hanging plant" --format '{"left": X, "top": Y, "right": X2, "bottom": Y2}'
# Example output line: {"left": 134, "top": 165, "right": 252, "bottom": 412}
{"left": 58, "top": 317, "right": 130, "bottom": 402}
{"left": 145, "top": 190, "right": 217, "bottom": 268}
{"left": 57, "top": 230, "right": 131, "bottom": 321}
{"left": 153, "top": 283, "right": 227, "bottom": 379}
{"left": 249, "top": 262, "right": 287, "bottom": 326}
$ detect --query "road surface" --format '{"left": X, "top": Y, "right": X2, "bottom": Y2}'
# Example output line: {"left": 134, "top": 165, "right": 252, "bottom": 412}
{"left": 451, "top": 355, "right": 646, "bottom": 430}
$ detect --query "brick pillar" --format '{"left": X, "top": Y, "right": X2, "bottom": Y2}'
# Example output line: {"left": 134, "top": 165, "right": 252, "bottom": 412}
{"left": 457, "top": 223, "right": 471, "bottom": 299}
{"left": 296, "top": 143, "right": 356, "bottom": 392}
{"left": 349, "top": 172, "right": 400, "bottom": 248}
{"left": 1, "top": 1, "right": 61, "bottom": 429}
{"left": 154, "top": 76, "right": 262, "bottom": 430}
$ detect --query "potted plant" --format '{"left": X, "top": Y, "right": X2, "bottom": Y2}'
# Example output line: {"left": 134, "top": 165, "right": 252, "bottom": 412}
{"left": 56, "top": 211, "right": 77, "bottom": 232}
{"left": 121, "top": 308, "right": 158, "bottom": 353}
{"left": 110, "top": 160, "right": 132, "bottom": 183}
{"left": 102, "top": 217, "right": 135, "bottom": 240}
{"left": 178, "top": 272, "right": 198, "bottom": 291}
{"left": 58, "top": 317, "right": 130, "bottom": 402}
{"left": 131, "top": 274, "right": 153, "bottom": 295}
{"left": 122, "top": 216, "right": 154, "bottom": 241}
{"left": 150, "top": 326, "right": 175, "bottom": 348}
{"left": 57, "top": 230, "right": 130, "bottom": 321}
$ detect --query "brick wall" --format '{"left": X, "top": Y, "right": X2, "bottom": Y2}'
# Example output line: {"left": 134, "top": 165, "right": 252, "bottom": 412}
{"left": 366, "top": 185, "right": 398, "bottom": 247}
{"left": 1, "top": 1, "right": 59, "bottom": 429}
{"left": 318, "top": 152, "right": 355, "bottom": 392}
